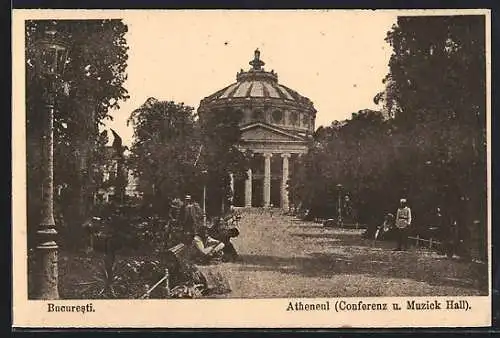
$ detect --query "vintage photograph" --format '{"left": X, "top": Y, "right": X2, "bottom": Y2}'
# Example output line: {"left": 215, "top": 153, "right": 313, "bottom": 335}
{"left": 13, "top": 9, "right": 490, "bottom": 327}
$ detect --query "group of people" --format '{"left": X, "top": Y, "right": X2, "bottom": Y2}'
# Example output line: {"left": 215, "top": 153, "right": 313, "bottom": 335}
{"left": 370, "top": 198, "right": 472, "bottom": 258}
{"left": 167, "top": 195, "right": 240, "bottom": 264}
{"left": 365, "top": 198, "right": 412, "bottom": 251}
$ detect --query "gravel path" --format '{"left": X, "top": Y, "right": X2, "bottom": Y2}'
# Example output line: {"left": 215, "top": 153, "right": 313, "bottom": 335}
{"left": 215, "top": 208, "right": 488, "bottom": 298}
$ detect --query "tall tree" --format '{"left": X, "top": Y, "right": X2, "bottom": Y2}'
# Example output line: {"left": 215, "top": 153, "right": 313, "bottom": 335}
{"left": 26, "top": 20, "right": 130, "bottom": 247}
{"left": 378, "top": 15, "right": 486, "bottom": 225}
{"left": 128, "top": 101, "right": 250, "bottom": 218}
{"left": 290, "top": 109, "right": 394, "bottom": 223}
{"left": 127, "top": 99, "right": 199, "bottom": 212}
{"left": 291, "top": 15, "right": 486, "bottom": 259}
{"left": 199, "top": 107, "right": 250, "bottom": 217}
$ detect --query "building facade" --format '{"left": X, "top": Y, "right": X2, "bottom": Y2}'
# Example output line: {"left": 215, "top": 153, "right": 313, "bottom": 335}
{"left": 94, "top": 146, "right": 140, "bottom": 205}
{"left": 198, "top": 50, "right": 316, "bottom": 210}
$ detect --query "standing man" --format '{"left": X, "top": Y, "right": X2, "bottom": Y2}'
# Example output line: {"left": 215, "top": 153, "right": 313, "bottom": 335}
{"left": 192, "top": 198, "right": 204, "bottom": 228}
{"left": 394, "top": 198, "right": 412, "bottom": 251}
{"left": 166, "top": 198, "right": 183, "bottom": 245}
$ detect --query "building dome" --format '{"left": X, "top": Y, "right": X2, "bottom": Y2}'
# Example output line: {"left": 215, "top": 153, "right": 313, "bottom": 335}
{"left": 198, "top": 49, "right": 317, "bottom": 210}
{"left": 198, "top": 49, "right": 316, "bottom": 135}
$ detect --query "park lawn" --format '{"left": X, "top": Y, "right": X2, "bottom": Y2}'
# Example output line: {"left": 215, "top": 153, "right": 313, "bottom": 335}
{"left": 37, "top": 210, "right": 488, "bottom": 300}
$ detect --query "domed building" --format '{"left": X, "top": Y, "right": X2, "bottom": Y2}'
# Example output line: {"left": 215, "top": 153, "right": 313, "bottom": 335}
{"left": 198, "top": 49, "right": 316, "bottom": 210}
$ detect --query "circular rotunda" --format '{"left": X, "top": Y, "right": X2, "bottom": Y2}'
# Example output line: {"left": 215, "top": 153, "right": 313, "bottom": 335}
{"left": 198, "top": 49, "right": 317, "bottom": 210}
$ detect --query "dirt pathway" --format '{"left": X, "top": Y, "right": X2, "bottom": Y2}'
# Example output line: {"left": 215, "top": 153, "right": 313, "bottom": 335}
{"left": 215, "top": 208, "right": 487, "bottom": 298}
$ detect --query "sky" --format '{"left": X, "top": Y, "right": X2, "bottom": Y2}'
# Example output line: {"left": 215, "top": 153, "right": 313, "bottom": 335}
{"left": 103, "top": 11, "right": 398, "bottom": 146}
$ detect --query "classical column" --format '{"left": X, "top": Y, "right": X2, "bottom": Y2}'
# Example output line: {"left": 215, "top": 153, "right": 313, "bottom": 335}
{"left": 245, "top": 168, "right": 252, "bottom": 207}
{"left": 263, "top": 153, "right": 272, "bottom": 207}
{"left": 229, "top": 172, "right": 234, "bottom": 204}
{"left": 281, "top": 153, "right": 291, "bottom": 210}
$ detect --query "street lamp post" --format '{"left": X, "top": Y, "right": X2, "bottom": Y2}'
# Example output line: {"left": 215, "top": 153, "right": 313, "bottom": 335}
{"left": 32, "top": 24, "right": 69, "bottom": 299}
{"left": 336, "top": 183, "right": 343, "bottom": 228}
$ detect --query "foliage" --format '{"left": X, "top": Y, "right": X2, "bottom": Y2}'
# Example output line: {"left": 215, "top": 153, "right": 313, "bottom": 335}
{"left": 26, "top": 20, "right": 130, "bottom": 247}
{"left": 169, "top": 284, "right": 205, "bottom": 298}
{"left": 89, "top": 204, "right": 168, "bottom": 254}
{"left": 127, "top": 99, "right": 200, "bottom": 213}
{"left": 381, "top": 15, "right": 486, "bottom": 228}
{"left": 53, "top": 202, "right": 230, "bottom": 299}
{"left": 199, "top": 107, "right": 250, "bottom": 217}
{"left": 290, "top": 109, "right": 394, "bottom": 223}
{"left": 128, "top": 100, "right": 250, "bottom": 218}
{"left": 291, "top": 15, "right": 487, "bottom": 258}
{"left": 55, "top": 252, "right": 167, "bottom": 299}
{"left": 379, "top": 16, "right": 485, "bottom": 129}
{"left": 26, "top": 20, "right": 129, "bottom": 125}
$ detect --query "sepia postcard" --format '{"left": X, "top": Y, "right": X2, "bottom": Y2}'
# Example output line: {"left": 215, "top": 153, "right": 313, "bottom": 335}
{"left": 12, "top": 8, "right": 491, "bottom": 328}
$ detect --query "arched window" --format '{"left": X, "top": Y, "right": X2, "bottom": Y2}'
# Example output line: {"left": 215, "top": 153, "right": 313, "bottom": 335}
{"left": 272, "top": 110, "right": 283, "bottom": 123}
{"left": 302, "top": 114, "right": 309, "bottom": 128}
{"left": 289, "top": 111, "right": 298, "bottom": 125}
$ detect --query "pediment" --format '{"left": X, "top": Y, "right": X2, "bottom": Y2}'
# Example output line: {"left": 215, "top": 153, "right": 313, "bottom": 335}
{"left": 240, "top": 122, "right": 305, "bottom": 142}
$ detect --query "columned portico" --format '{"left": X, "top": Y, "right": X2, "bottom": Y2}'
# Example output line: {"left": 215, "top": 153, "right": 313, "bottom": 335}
{"left": 237, "top": 150, "right": 299, "bottom": 210}
{"left": 263, "top": 153, "right": 272, "bottom": 207}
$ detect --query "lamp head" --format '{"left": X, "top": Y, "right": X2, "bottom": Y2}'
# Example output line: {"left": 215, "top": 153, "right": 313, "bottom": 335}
{"left": 35, "top": 24, "right": 69, "bottom": 78}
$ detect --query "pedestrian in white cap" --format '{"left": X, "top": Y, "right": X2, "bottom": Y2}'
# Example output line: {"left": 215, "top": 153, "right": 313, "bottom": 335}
{"left": 394, "top": 198, "right": 412, "bottom": 251}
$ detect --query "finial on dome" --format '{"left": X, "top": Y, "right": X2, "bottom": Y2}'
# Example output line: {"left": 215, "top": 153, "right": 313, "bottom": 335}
{"left": 249, "top": 48, "right": 265, "bottom": 71}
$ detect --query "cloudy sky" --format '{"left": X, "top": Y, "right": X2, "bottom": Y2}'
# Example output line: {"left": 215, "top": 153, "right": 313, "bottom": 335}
{"left": 104, "top": 10, "right": 398, "bottom": 145}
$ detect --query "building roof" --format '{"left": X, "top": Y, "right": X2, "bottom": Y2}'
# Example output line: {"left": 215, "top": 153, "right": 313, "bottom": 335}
{"left": 199, "top": 49, "right": 315, "bottom": 111}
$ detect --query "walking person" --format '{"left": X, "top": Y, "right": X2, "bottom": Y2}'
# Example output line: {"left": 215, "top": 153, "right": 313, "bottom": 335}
{"left": 394, "top": 198, "right": 412, "bottom": 251}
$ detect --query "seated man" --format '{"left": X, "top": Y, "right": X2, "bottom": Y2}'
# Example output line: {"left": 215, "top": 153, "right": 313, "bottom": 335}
{"left": 375, "top": 213, "right": 395, "bottom": 241}
{"left": 208, "top": 217, "right": 240, "bottom": 262}
{"left": 190, "top": 223, "right": 225, "bottom": 264}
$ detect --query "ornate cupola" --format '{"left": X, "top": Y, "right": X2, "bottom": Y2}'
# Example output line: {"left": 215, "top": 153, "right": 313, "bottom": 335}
{"left": 198, "top": 49, "right": 317, "bottom": 137}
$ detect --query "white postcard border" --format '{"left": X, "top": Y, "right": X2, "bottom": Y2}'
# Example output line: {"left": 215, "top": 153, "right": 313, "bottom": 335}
{"left": 12, "top": 8, "right": 492, "bottom": 328}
